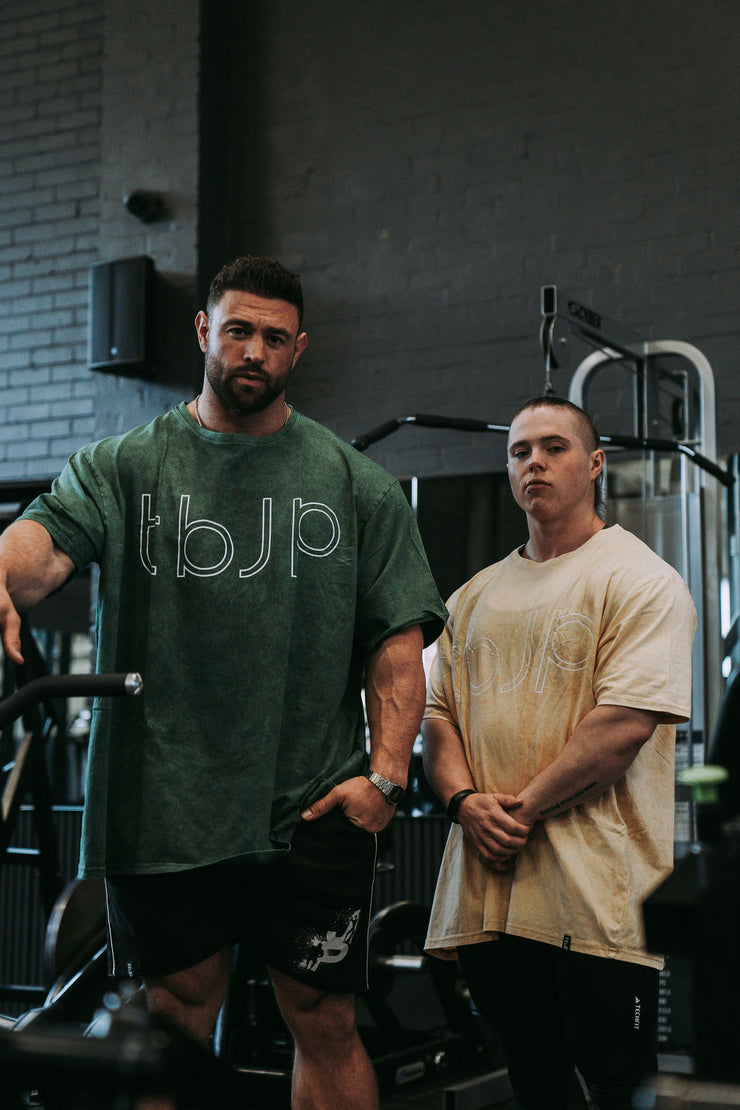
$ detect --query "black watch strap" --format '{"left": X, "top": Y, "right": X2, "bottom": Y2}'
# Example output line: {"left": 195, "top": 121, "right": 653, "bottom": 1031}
{"left": 447, "top": 789, "right": 477, "bottom": 823}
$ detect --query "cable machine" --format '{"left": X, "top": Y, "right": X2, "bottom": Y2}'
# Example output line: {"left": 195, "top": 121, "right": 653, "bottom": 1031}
{"left": 540, "top": 285, "right": 725, "bottom": 765}
{"left": 353, "top": 286, "right": 733, "bottom": 809}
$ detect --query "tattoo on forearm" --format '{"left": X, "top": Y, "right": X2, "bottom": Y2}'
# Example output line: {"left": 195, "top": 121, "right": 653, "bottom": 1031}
{"left": 539, "top": 781, "right": 599, "bottom": 817}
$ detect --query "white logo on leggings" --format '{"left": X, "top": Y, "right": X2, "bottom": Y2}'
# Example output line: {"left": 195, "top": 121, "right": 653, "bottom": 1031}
{"left": 297, "top": 909, "right": 361, "bottom": 972}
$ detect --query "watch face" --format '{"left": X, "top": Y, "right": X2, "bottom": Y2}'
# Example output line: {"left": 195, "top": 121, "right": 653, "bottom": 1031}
{"left": 386, "top": 784, "right": 405, "bottom": 804}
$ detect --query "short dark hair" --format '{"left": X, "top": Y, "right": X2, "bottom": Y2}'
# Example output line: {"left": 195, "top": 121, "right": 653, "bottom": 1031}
{"left": 510, "top": 395, "right": 604, "bottom": 512}
{"left": 207, "top": 256, "right": 304, "bottom": 328}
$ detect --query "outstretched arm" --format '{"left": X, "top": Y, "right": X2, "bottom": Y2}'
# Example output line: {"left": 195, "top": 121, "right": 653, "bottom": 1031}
{"left": 301, "top": 624, "right": 426, "bottom": 832}
{"left": 0, "top": 520, "right": 76, "bottom": 664}
{"left": 422, "top": 716, "right": 532, "bottom": 870}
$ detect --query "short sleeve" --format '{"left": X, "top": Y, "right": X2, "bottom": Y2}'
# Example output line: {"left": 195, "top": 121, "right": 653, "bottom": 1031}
{"left": 353, "top": 481, "right": 447, "bottom": 653}
{"left": 594, "top": 570, "right": 696, "bottom": 721}
{"left": 21, "top": 448, "right": 107, "bottom": 571}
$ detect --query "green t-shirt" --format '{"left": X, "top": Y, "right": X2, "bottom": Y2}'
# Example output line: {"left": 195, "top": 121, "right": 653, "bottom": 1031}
{"left": 23, "top": 404, "right": 446, "bottom": 876}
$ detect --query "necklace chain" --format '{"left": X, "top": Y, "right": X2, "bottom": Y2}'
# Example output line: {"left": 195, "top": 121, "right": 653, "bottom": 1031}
{"left": 192, "top": 395, "right": 290, "bottom": 430}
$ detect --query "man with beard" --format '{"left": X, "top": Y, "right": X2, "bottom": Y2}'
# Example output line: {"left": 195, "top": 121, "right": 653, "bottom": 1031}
{"left": 0, "top": 256, "right": 447, "bottom": 1110}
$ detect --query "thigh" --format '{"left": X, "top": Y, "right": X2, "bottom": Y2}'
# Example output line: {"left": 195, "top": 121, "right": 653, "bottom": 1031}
{"left": 457, "top": 934, "right": 563, "bottom": 1046}
{"left": 106, "top": 864, "right": 242, "bottom": 979}
{"left": 457, "top": 935, "right": 583, "bottom": 1110}
{"left": 269, "top": 964, "right": 357, "bottom": 1045}
{"left": 252, "top": 809, "right": 377, "bottom": 996}
{"left": 556, "top": 951, "right": 659, "bottom": 1090}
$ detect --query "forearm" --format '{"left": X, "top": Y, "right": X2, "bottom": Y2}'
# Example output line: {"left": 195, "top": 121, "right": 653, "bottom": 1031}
{"left": 422, "top": 715, "right": 529, "bottom": 868}
{"left": 364, "top": 624, "right": 426, "bottom": 784}
{"left": 0, "top": 520, "right": 74, "bottom": 610}
{"left": 301, "top": 626, "right": 426, "bottom": 832}
{"left": 516, "top": 704, "right": 661, "bottom": 825}
{"left": 421, "top": 715, "right": 476, "bottom": 807}
{"left": 0, "top": 520, "right": 75, "bottom": 664}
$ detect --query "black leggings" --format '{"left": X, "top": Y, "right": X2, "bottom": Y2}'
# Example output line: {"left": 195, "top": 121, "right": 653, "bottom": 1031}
{"left": 458, "top": 935, "right": 659, "bottom": 1110}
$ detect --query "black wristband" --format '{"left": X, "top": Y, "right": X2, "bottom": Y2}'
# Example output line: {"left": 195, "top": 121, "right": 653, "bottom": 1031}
{"left": 447, "top": 789, "right": 477, "bottom": 823}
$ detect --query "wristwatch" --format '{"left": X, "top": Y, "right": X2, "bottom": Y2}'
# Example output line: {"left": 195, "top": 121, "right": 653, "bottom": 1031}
{"left": 365, "top": 770, "right": 405, "bottom": 806}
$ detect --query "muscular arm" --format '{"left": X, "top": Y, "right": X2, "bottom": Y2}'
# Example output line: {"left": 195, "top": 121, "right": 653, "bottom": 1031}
{"left": 0, "top": 519, "right": 76, "bottom": 664}
{"left": 364, "top": 624, "right": 426, "bottom": 786}
{"left": 422, "top": 704, "right": 660, "bottom": 870}
{"left": 515, "top": 703, "right": 662, "bottom": 826}
{"left": 301, "top": 624, "right": 426, "bottom": 832}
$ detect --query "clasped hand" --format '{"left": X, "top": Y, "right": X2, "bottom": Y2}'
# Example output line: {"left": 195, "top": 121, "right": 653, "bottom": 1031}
{"left": 458, "top": 792, "right": 533, "bottom": 873}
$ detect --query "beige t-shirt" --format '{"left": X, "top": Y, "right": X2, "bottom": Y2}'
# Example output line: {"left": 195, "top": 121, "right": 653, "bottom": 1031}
{"left": 425, "top": 525, "right": 696, "bottom": 969}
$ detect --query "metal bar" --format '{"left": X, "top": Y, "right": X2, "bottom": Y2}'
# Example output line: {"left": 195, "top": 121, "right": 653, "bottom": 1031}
{"left": 0, "top": 984, "right": 47, "bottom": 1002}
{"left": 351, "top": 414, "right": 509, "bottom": 452}
{"left": 0, "top": 673, "right": 143, "bottom": 730}
{"left": 600, "top": 435, "right": 733, "bottom": 487}
{"left": 1, "top": 732, "right": 34, "bottom": 831}
{"left": 349, "top": 411, "right": 733, "bottom": 487}
{"left": 375, "top": 954, "right": 425, "bottom": 972}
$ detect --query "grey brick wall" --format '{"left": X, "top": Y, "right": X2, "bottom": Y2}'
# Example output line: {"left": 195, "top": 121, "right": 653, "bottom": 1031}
{"left": 0, "top": 0, "right": 199, "bottom": 484}
{"left": 1, "top": 0, "right": 737, "bottom": 485}
{"left": 92, "top": 0, "right": 200, "bottom": 440}
{"left": 0, "top": 0, "right": 103, "bottom": 480}
{"left": 223, "top": 0, "right": 739, "bottom": 477}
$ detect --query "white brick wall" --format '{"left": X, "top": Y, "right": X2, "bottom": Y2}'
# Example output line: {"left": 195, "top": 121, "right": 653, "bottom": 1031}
{"left": 0, "top": 0, "right": 103, "bottom": 480}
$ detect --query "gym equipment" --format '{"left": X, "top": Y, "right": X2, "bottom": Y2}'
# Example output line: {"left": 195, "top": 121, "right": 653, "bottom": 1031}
{"left": 547, "top": 284, "right": 725, "bottom": 788}
{"left": 0, "top": 670, "right": 254, "bottom": 1108}
{"left": 45, "top": 877, "right": 107, "bottom": 994}
{"left": 644, "top": 681, "right": 740, "bottom": 1085}
{"left": 361, "top": 901, "right": 498, "bottom": 1089}
{"left": 3, "top": 995, "right": 250, "bottom": 1110}
{"left": 1, "top": 670, "right": 256, "bottom": 1110}
{"left": 1, "top": 673, "right": 141, "bottom": 1030}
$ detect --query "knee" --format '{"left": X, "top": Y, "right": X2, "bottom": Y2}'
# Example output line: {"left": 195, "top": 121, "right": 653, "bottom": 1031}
{"left": 146, "top": 963, "right": 225, "bottom": 1012}
{"left": 283, "top": 989, "right": 359, "bottom": 1056}
{"left": 143, "top": 950, "right": 231, "bottom": 1044}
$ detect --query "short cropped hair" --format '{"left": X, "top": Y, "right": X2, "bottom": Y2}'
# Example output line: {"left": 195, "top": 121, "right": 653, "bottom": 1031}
{"left": 207, "top": 256, "right": 304, "bottom": 328}
{"left": 510, "top": 395, "right": 604, "bottom": 512}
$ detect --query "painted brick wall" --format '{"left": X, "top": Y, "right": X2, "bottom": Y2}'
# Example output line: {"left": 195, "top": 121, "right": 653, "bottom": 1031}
{"left": 0, "top": 0, "right": 199, "bottom": 485}
{"left": 1, "top": 0, "right": 737, "bottom": 485}
{"left": 0, "top": 0, "right": 103, "bottom": 481}
{"left": 91, "top": 0, "right": 200, "bottom": 438}
{"left": 224, "top": 0, "right": 739, "bottom": 478}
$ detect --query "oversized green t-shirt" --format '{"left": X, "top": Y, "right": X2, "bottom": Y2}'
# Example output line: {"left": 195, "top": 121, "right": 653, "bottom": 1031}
{"left": 23, "top": 404, "right": 446, "bottom": 877}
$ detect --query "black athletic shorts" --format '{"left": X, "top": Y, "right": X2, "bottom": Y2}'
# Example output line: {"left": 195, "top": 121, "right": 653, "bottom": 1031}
{"left": 105, "top": 809, "right": 378, "bottom": 995}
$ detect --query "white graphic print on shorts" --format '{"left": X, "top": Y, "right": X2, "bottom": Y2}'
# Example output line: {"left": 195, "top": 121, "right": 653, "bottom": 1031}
{"left": 295, "top": 908, "right": 362, "bottom": 973}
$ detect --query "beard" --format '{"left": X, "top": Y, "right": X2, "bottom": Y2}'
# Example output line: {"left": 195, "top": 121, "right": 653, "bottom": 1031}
{"left": 204, "top": 352, "right": 289, "bottom": 415}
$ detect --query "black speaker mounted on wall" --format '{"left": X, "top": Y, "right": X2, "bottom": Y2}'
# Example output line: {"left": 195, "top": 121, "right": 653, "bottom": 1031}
{"left": 88, "top": 256, "right": 155, "bottom": 378}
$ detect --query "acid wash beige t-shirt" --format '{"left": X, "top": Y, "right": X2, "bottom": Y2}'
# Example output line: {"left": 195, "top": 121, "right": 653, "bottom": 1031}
{"left": 424, "top": 525, "right": 696, "bottom": 969}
